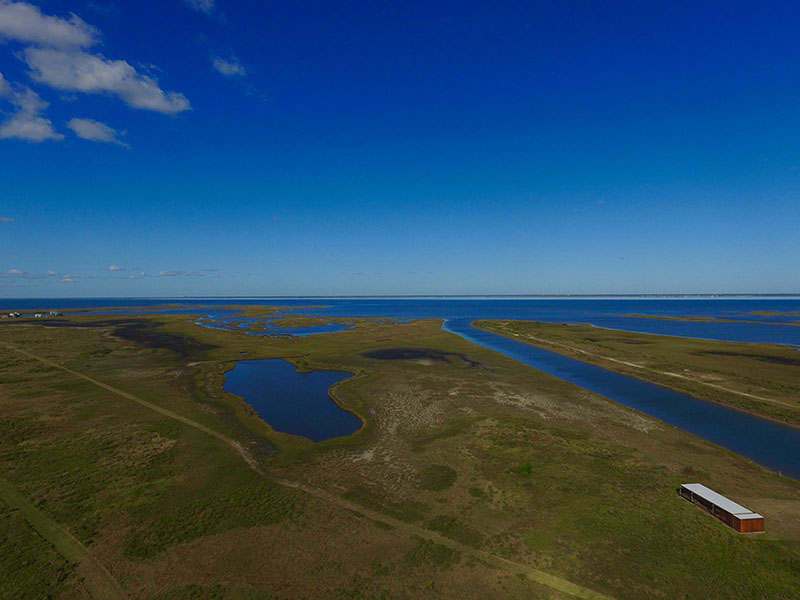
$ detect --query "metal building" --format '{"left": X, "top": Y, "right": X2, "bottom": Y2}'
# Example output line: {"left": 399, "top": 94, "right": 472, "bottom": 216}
{"left": 678, "top": 483, "right": 764, "bottom": 533}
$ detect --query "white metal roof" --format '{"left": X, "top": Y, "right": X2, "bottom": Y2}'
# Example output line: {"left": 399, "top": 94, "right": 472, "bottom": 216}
{"left": 681, "top": 483, "right": 755, "bottom": 516}
{"left": 737, "top": 513, "right": 764, "bottom": 520}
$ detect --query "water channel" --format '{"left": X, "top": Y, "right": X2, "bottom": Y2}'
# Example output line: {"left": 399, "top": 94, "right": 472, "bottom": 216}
{"left": 444, "top": 319, "right": 800, "bottom": 480}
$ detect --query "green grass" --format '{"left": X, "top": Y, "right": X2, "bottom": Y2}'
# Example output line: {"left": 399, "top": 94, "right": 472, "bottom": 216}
{"left": 341, "top": 488, "right": 430, "bottom": 523}
{"left": 417, "top": 465, "right": 458, "bottom": 491}
{"left": 146, "top": 584, "right": 277, "bottom": 600}
{"left": 0, "top": 404, "right": 179, "bottom": 545}
{"left": 125, "top": 480, "right": 304, "bottom": 558}
{"left": 403, "top": 537, "right": 461, "bottom": 569}
{"left": 1, "top": 312, "right": 799, "bottom": 599}
{"left": 482, "top": 414, "right": 800, "bottom": 598}
{"left": 425, "top": 515, "right": 483, "bottom": 547}
{"left": 410, "top": 416, "right": 480, "bottom": 451}
{"left": 0, "top": 498, "right": 74, "bottom": 600}
{"left": 508, "top": 462, "right": 533, "bottom": 476}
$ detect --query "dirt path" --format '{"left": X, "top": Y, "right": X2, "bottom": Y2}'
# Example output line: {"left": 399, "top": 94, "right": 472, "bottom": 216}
{"left": 2, "top": 341, "right": 614, "bottom": 600}
{"left": 504, "top": 331, "right": 799, "bottom": 413}
{"left": 0, "top": 477, "right": 128, "bottom": 600}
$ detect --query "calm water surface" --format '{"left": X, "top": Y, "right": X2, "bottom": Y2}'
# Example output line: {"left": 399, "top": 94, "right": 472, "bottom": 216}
{"left": 444, "top": 319, "right": 800, "bottom": 479}
{"left": 223, "top": 359, "right": 360, "bottom": 442}
{"left": 7, "top": 297, "right": 800, "bottom": 344}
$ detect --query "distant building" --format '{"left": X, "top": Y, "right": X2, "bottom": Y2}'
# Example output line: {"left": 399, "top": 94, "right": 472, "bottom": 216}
{"left": 33, "top": 313, "right": 44, "bottom": 318}
{"left": 8, "top": 312, "right": 21, "bottom": 318}
{"left": 678, "top": 483, "right": 764, "bottom": 533}
{"left": 48, "top": 310, "right": 60, "bottom": 316}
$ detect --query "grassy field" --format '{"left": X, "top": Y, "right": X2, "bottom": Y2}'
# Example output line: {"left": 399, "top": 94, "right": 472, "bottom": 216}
{"left": 1, "top": 310, "right": 799, "bottom": 599}
{"left": 474, "top": 319, "right": 800, "bottom": 427}
{"left": 619, "top": 313, "right": 800, "bottom": 326}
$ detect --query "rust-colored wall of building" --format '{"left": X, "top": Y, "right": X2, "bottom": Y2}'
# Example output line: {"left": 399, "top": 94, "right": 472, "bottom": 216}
{"left": 736, "top": 518, "right": 765, "bottom": 533}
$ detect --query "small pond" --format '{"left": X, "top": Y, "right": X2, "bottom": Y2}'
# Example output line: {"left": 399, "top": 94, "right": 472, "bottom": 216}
{"left": 223, "top": 359, "right": 360, "bottom": 442}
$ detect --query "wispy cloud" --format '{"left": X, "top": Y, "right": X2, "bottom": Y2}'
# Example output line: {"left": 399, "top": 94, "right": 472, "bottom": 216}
{"left": 23, "top": 47, "right": 191, "bottom": 114}
{"left": 212, "top": 56, "right": 245, "bottom": 77}
{"left": 6, "top": 268, "right": 67, "bottom": 280}
{"left": 0, "top": 1, "right": 98, "bottom": 48}
{"left": 183, "top": 0, "right": 214, "bottom": 14}
{"left": 0, "top": 78, "right": 63, "bottom": 142}
{"left": 7, "top": 268, "right": 40, "bottom": 279}
{"left": 0, "top": 1, "right": 190, "bottom": 135}
{"left": 0, "top": 215, "right": 14, "bottom": 223}
{"left": 67, "top": 118, "right": 128, "bottom": 146}
{"left": 106, "top": 264, "right": 122, "bottom": 271}
{"left": 159, "top": 270, "right": 183, "bottom": 276}
{"left": 61, "top": 276, "right": 75, "bottom": 283}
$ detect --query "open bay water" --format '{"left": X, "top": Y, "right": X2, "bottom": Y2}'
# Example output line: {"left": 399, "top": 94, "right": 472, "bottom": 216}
{"left": 4, "top": 297, "right": 800, "bottom": 344}
{"left": 4, "top": 297, "right": 800, "bottom": 474}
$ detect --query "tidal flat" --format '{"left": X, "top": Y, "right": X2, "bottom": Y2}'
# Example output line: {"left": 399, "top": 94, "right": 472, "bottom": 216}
{"left": 1, "top": 309, "right": 799, "bottom": 599}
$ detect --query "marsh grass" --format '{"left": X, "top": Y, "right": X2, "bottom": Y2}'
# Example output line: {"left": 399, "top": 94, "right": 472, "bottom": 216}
{"left": 404, "top": 537, "right": 461, "bottom": 569}
{"left": 125, "top": 480, "right": 304, "bottom": 558}
{"left": 1, "top": 313, "right": 799, "bottom": 599}
{"left": 417, "top": 465, "right": 458, "bottom": 491}
{"left": 0, "top": 500, "right": 73, "bottom": 599}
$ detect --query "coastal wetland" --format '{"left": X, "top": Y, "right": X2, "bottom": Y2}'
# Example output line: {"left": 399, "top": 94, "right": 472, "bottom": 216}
{"left": 1, "top": 308, "right": 799, "bottom": 599}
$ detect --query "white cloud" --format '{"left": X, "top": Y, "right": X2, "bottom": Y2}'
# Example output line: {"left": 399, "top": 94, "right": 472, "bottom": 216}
{"left": 0, "top": 84, "right": 63, "bottom": 141}
{"left": 0, "top": 1, "right": 98, "bottom": 48}
{"left": 212, "top": 56, "right": 245, "bottom": 77}
{"left": 68, "top": 118, "right": 126, "bottom": 145}
{"left": 0, "top": 3, "right": 189, "bottom": 133}
{"left": 61, "top": 276, "right": 75, "bottom": 283}
{"left": 46, "top": 269, "right": 58, "bottom": 276}
{"left": 183, "top": 0, "right": 214, "bottom": 14}
{"left": 24, "top": 48, "right": 190, "bottom": 114}
{"left": 159, "top": 270, "right": 183, "bottom": 276}
{"left": 106, "top": 264, "right": 122, "bottom": 271}
{"left": 7, "top": 268, "right": 39, "bottom": 279}
{"left": 0, "top": 111, "right": 60, "bottom": 141}
{"left": 8, "top": 81, "right": 42, "bottom": 112}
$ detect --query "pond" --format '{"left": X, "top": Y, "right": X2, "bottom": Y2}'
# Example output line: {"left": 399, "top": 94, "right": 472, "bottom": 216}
{"left": 223, "top": 359, "right": 361, "bottom": 442}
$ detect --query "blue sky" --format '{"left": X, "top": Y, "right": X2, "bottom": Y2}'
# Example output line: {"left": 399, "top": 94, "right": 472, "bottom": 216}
{"left": 1, "top": 0, "right": 799, "bottom": 297}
